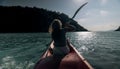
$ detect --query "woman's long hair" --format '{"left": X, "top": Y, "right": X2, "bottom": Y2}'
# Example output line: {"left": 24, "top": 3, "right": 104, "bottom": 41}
{"left": 48, "top": 19, "right": 62, "bottom": 34}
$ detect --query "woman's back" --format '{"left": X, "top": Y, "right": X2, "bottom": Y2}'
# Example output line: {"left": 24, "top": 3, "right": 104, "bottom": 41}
{"left": 52, "top": 29, "right": 66, "bottom": 47}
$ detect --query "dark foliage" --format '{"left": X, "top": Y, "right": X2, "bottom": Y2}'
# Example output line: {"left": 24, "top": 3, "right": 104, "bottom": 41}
{"left": 0, "top": 6, "right": 88, "bottom": 33}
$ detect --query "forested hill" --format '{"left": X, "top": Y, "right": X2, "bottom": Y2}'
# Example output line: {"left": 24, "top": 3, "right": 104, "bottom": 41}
{"left": 115, "top": 26, "right": 120, "bottom": 31}
{"left": 0, "top": 6, "right": 88, "bottom": 33}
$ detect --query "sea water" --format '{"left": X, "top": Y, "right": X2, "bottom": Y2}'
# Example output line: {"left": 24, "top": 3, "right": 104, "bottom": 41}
{"left": 0, "top": 32, "right": 120, "bottom": 69}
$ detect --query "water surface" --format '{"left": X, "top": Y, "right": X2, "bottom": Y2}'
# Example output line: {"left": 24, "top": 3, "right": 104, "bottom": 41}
{"left": 0, "top": 32, "right": 120, "bottom": 69}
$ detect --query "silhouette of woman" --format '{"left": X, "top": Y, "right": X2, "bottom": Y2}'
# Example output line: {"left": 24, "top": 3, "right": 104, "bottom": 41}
{"left": 49, "top": 19, "right": 75, "bottom": 58}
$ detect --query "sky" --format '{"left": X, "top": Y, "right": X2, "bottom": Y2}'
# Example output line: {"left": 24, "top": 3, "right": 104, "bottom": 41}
{"left": 0, "top": 0, "right": 120, "bottom": 31}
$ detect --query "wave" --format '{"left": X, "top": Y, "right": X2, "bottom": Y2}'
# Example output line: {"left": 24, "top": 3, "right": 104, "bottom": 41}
{"left": 0, "top": 56, "right": 35, "bottom": 69}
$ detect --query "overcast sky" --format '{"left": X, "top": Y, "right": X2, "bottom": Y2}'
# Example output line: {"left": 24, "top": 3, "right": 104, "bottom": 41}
{"left": 0, "top": 0, "right": 120, "bottom": 31}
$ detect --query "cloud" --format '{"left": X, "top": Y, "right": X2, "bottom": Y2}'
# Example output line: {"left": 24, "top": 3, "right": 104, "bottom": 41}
{"left": 101, "top": 0, "right": 108, "bottom": 5}
{"left": 100, "top": 10, "right": 109, "bottom": 16}
{"left": 85, "top": 9, "right": 110, "bottom": 17}
{"left": 77, "top": 18, "right": 87, "bottom": 23}
{"left": 76, "top": 9, "right": 119, "bottom": 31}
{"left": 0, "top": 0, "right": 4, "bottom": 3}
{"left": 77, "top": 18, "right": 118, "bottom": 31}
{"left": 72, "top": 0, "right": 88, "bottom": 4}
{"left": 77, "top": 18, "right": 120, "bottom": 31}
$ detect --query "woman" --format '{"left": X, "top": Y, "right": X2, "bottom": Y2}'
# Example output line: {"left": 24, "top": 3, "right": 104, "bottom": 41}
{"left": 49, "top": 19, "right": 75, "bottom": 58}
{"left": 34, "top": 19, "right": 75, "bottom": 69}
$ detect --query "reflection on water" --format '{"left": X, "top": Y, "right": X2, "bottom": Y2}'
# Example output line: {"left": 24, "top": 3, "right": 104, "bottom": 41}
{"left": 67, "top": 32, "right": 96, "bottom": 53}
{"left": 76, "top": 32, "right": 95, "bottom": 40}
{"left": 68, "top": 32, "right": 120, "bottom": 69}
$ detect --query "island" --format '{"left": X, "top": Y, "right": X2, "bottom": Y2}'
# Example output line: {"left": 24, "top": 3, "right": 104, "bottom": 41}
{"left": 115, "top": 26, "right": 120, "bottom": 31}
{"left": 0, "top": 6, "right": 88, "bottom": 33}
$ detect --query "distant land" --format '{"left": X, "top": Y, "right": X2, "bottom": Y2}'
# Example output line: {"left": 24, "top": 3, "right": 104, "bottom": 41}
{"left": 0, "top": 6, "right": 88, "bottom": 33}
{"left": 115, "top": 26, "right": 120, "bottom": 31}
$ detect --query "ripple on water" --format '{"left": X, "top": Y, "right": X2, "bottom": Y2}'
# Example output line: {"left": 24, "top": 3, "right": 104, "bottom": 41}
{"left": 0, "top": 56, "right": 35, "bottom": 69}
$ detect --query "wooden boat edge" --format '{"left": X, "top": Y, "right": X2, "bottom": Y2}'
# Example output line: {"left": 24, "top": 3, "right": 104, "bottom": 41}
{"left": 69, "top": 42, "right": 94, "bottom": 69}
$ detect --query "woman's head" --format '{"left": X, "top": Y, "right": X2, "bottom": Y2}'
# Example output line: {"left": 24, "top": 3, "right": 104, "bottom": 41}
{"left": 49, "top": 19, "right": 62, "bottom": 33}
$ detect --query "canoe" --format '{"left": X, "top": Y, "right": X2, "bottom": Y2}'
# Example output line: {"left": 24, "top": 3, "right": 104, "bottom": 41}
{"left": 34, "top": 40, "right": 93, "bottom": 69}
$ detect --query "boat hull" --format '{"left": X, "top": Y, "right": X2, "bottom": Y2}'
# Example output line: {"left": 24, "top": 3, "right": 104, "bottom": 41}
{"left": 34, "top": 40, "right": 93, "bottom": 69}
